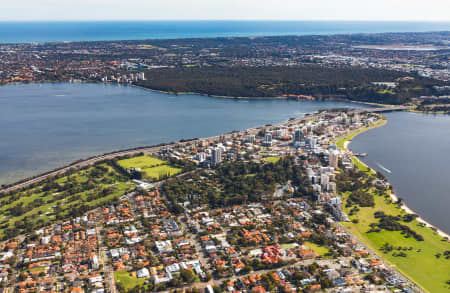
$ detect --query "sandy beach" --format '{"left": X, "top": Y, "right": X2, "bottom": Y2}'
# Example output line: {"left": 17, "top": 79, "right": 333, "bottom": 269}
{"left": 389, "top": 192, "right": 450, "bottom": 240}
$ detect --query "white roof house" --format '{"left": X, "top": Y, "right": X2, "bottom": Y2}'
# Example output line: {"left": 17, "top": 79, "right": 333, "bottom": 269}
{"left": 137, "top": 268, "right": 150, "bottom": 278}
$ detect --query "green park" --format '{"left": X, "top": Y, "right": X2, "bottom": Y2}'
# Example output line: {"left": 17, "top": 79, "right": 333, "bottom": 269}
{"left": 0, "top": 163, "right": 134, "bottom": 239}
{"left": 118, "top": 155, "right": 182, "bottom": 181}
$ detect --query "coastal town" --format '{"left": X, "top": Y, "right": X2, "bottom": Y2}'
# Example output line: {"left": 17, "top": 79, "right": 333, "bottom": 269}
{"left": 1, "top": 109, "right": 448, "bottom": 293}
{"left": 1, "top": 32, "right": 449, "bottom": 118}
{"left": 1, "top": 32, "right": 449, "bottom": 84}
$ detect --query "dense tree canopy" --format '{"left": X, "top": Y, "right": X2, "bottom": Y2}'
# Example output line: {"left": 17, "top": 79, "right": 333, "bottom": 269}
{"left": 138, "top": 65, "right": 439, "bottom": 104}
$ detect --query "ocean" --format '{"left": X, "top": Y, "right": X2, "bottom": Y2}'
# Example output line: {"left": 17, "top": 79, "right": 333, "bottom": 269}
{"left": 0, "top": 20, "right": 449, "bottom": 43}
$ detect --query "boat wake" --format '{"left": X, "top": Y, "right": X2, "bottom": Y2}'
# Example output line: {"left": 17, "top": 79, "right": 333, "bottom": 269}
{"left": 376, "top": 162, "right": 392, "bottom": 174}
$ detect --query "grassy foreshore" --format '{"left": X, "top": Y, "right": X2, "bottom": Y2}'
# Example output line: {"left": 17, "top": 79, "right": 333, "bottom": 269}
{"left": 334, "top": 119, "right": 388, "bottom": 176}
{"left": 334, "top": 118, "right": 387, "bottom": 151}
{"left": 336, "top": 118, "right": 450, "bottom": 292}
{"left": 342, "top": 194, "right": 450, "bottom": 292}
{"left": 408, "top": 109, "right": 449, "bottom": 115}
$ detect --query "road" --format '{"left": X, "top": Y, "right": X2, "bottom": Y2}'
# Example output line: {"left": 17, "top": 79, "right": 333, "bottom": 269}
{"left": 96, "top": 223, "right": 116, "bottom": 293}
{"left": 177, "top": 215, "right": 211, "bottom": 273}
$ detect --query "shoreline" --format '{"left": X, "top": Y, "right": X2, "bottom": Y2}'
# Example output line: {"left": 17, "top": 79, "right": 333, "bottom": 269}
{"left": 408, "top": 109, "right": 450, "bottom": 115}
{"left": 6, "top": 81, "right": 448, "bottom": 115}
{"left": 388, "top": 192, "right": 449, "bottom": 239}
{"left": 129, "top": 83, "right": 289, "bottom": 100}
{"left": 342, "top": 120, "right": 450, "bottom": 240}
{"left": 0, "top": 109, "right": 314, "bottom": 192}
{"left": 1, "top": 80, "right": 401, "bottom": 105}
{"left": 0, "top": 80, "right": 291, "bottom": 100}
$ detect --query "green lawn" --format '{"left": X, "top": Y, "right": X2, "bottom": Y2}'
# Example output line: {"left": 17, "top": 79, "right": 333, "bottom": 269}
{"left": 351, "top": 157, "right": 376, "bottom": 176}
{"left": 114, "top": 271, "right": 147, "bottom": 291}
{"left": 342, "top": 192, "right": 450, "bottom": 292}
{"left": 262, "top": 156, "right": 281, "bottom": 163}
{"left": 341, "top": 177, "right": 450, "bottom": 291}
{"left": 304, "top": 241, "right": 330, "bottom": 257}
{"left": 118, "top": 155, "right": 182, "bottom": 180}
{"left": 142, "top": 165, "right": 182, "bottom": 180}
{"left": 281, "top": 243, "right": 298, "bottom": 250}
{"left": 118, "top": 156, "right": 166, "bottom": 169}
{"left": 29, "top": 266, "right": 46, "bottom": 273}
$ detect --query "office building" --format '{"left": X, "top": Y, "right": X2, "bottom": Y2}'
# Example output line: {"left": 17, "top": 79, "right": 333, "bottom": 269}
{"left": 329, "top": 150, "right": 339, "bottom": 169}
{"left": 263, "top": 133, "right": 272, "bottom": 147}
{"left": 294, "top": 128, "right": 303, "bottom": 142}
{"left": 211, "top": 147, "right": 222, "bottom": 166}
{"left": 247, "top": 135, "right": 255, "bottom": 143}
{"left": 321, "top": 174, "right": 329, "bottom": 189}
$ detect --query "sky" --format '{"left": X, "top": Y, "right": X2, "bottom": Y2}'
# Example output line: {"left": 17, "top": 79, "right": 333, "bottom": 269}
{"left": 1, "top": 0, "right": 450, "bottom": 22}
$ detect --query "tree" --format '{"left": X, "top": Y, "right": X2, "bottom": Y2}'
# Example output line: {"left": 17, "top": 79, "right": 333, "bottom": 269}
{"left": 180, "top": 269, "right": 196, "bottom": 283}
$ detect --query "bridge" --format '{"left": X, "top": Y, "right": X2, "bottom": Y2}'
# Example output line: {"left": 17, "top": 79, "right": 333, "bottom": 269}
{"left": 353, "top": 106, "right": 413, "bottom": 114}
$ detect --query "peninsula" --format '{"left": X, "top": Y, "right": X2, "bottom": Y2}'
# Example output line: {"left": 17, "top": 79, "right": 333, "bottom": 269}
{"left": 0, "top": 108, "right": 448, "bottom": 293}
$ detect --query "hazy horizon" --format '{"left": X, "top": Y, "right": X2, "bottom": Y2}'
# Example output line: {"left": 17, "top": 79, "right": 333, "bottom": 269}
{"left": 1, "top": 0, "right": 450, "bottom": 22}
{"left": 1, "top": 20, "right": 450, "bottom": 23}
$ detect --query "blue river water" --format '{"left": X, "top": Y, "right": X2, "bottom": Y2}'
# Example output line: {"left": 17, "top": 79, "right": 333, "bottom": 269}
{"left": 351, "top": 112, "right": 450, "bottom": 234}
{"left": 0, "top": 82, "right": 369, "bottom": 185}
{"left": 0, "top": 21, "right": 450, "bottom": 43}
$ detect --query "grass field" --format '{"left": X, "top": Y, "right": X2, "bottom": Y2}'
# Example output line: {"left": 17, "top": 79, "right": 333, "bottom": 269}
{"left": 0, "top": 163, "right": 133, "bottom": 238}
{"left": 118, "top": 155, "right": 182, "bottom": 180}
{"left": 118, "top": 156, "right": 166, "bottom": 169}
{"left": 342, "top": 192, "right": 450, "bottom": 292}
{"left": 279, "top": 242, "right": 329, "bottom": 257}
{"left": 142, "top": 165, "right": 181, "bottom": 179}
{"left": 281, "top": 243, "right": 298, "bottom": 250}
{"left": 262, "top": 156, "right": 281, "bottom": 163}
{"left": 114, "top": 271, "right": 147, "bottom": 291}
{"left": 351, "top": 157, "right": 376, "bottom": 176}
{"left": 304, "top": 241, "right": 330, "bottom": 257}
